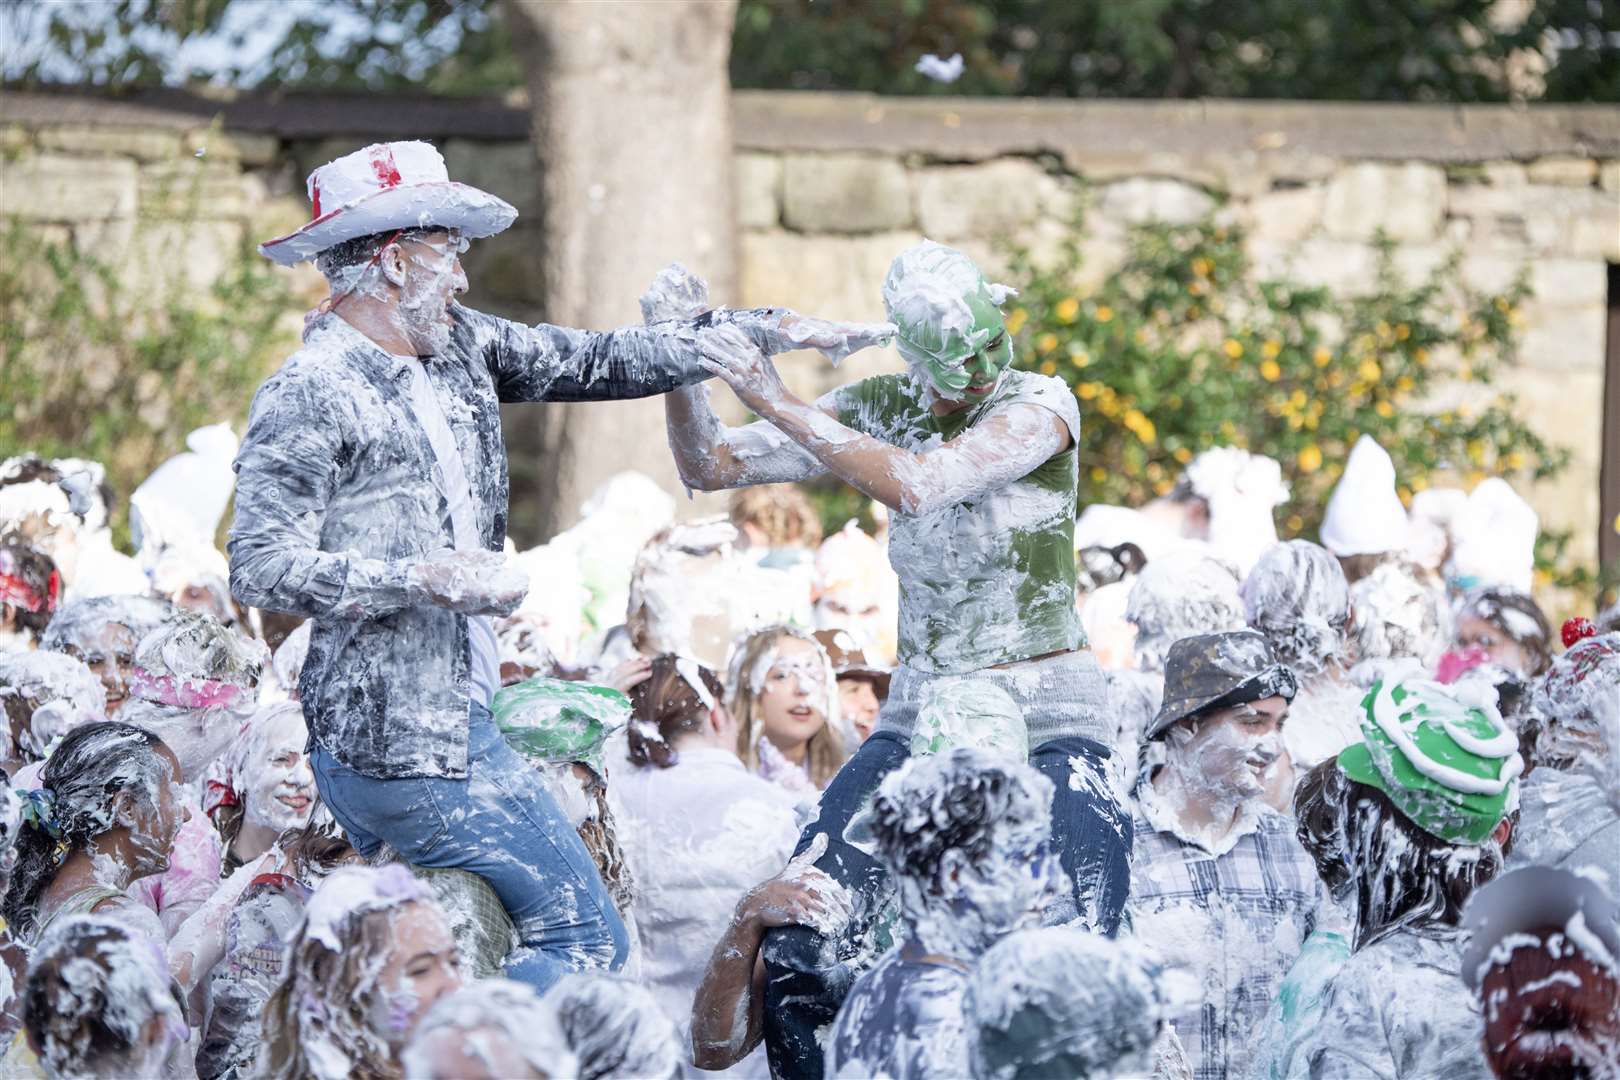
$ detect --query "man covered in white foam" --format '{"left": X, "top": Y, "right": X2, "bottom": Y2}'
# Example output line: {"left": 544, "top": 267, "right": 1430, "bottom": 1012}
{"left": 657, "top": 243, "right": 1129, "bottom": 1076}
{"left": 230, "top": 140, "right": 891, "bottom": 997}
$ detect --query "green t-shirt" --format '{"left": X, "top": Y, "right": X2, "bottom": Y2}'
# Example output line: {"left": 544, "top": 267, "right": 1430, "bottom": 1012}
{"left": 830, "top": 370, "right": 1083, "bottom": 674}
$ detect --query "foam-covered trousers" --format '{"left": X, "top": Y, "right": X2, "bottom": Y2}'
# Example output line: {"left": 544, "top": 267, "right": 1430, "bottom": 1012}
{"left": 310, "top": 700, "right": 629, "bottom": 993}
{"left": 761, "top": 654, "right": 1134, "bottom": 1080}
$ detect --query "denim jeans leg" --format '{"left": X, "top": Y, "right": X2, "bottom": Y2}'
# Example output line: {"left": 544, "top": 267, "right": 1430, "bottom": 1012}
{"left": 762, "top": 731, "right": 910, "bottom": 1080}
{"left": 310, "top": 702, "right": 628, "bottom": 995}
{"left": 1031, "top": 735, "right": 1134, "bottom": 936}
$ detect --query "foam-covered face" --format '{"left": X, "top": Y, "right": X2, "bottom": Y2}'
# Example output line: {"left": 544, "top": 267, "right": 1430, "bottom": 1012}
{"left": 373, "top": 902, "right": 463, "bottom": 1052}
{"left": 814, "top": 588, "right": 886, "bottom": 657}
{"left": 243, "top": 709, "right": 315, "bottom": 837}
{"left": 754, "top": 637, "right": 830, "bottom": 751}
{"left": 389, "top": 231, "right": 469, "bottom": 357}
{"left": 73, "top": 620, "right": 140, "bottom": 714}
{"left": 1168, "top": 697, "right": 1288, "bottom": 800}
{"left": 903, "top": 288, "right": 1012, "bottom": 401}
{"left": 1455, "top": 613, "right": 1535, "bottom": 678}
{"left": 1481, "top": 933, "right": 1620, "bottom": 1080}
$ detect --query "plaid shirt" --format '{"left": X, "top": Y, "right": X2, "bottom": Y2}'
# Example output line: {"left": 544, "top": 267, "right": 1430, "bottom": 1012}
{"left": 1129, "top": 783, "right": 1327, "bottom": 1080}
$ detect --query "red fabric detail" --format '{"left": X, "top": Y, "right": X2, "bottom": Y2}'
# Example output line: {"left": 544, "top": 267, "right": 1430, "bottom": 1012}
{"left": 310, "top": 181, "right": 323, "bottom": 221}
{"left": 46, "top": 569, "right": 59, "bottom": 607}
{"left": 370, "top": 146, "right": 403, "bottom": 188}
{"left": 203, "top": 778, "right": 240, "bottom": 820}
{"left": 0, "top": 572, "right": 48, "bottom": 614}
{"left": 1562, "top": 618, "right": 1597, "bottom": 648}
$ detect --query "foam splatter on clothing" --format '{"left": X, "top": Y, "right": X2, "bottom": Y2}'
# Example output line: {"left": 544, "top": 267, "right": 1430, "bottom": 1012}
{"left": 230, "top": 305, "right": 728, "bottom": 779}
{"left": 827, "top": 370, "right": 1083, "bottom": 675}
{"left": 1292, "top": 928, "right": 1491, "bottom": 1079}
{"left": 133, "top": 808, "right": 224, "bottom": 938}
{"left": 824, "top": 949, "right": 970, "bottom": 1080}
{"left": 1128, "top": 783, "right": 1326, "bottom": 1080}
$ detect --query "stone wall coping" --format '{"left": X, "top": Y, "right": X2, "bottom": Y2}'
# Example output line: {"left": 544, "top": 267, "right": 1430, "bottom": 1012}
{"left": 3, "top": 84, "right": 1617, "bottom": 162}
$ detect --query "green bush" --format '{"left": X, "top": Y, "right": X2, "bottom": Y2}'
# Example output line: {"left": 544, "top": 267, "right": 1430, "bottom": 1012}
{"left": 0, "top": 214, "right": 297, "bottom": 545}
{"left": 1003, "top": 214, "right": 1603, "bottom": 592}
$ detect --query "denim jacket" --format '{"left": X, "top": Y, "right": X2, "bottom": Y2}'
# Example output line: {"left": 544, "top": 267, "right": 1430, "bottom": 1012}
{"left": 229, "top": 304, "right": 734, "bottom": 778}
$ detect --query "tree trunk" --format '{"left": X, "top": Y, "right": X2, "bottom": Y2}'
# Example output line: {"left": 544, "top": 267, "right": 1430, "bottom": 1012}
{"left": 502, "top": 0, "right": 738, "bottom": 543}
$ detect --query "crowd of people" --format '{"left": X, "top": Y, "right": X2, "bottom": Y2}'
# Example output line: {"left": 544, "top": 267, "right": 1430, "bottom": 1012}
{"left": 0, "top": 138, "right": 1615, "bottom": 1080}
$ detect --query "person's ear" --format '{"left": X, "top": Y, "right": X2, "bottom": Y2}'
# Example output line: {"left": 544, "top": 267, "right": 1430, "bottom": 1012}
{"left": 380, "top": 242, "right": 408, "bottom": 288}
{"left": 1490, "top": 817, "right": 1512, "bottom": 848}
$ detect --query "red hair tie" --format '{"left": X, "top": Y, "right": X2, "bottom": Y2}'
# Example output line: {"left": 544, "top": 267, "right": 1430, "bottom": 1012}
{"left": 1562, "top": 618, "right": 1598, "bottom": 648}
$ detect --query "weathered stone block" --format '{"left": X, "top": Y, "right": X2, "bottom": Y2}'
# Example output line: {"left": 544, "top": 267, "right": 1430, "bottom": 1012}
{"left": 1529, "top": 258, "right": 1608, "bottom": 307}
{"left": 1247, "top": 185, "right": 1324, "bottom": 244}
{"left": 1481, "top": 161, "right": 1527, "bottom": 187}
{"left": 735, "top": 152, "right": 780, "bottom": 230}
{"left": 440, "top": 139, "right": 540, "bottom": 218}
{"left": 138, "top": 159, "right": 254, "bottom": 219}
{"left": 1518, "top": 302, "right": 1606, "bottom": 372}
{"left": 35, "top": 124, "right": 184, "bottom": 162}
{"left": 1249, "top": 237, "right": 1378, "bottom": 296}
{"left": 1322, "top": 162, "right": 1445, "bottom": 242}
{"left": 1525, "top": 156, "right": 1597, "bottom": 186}
{"left": 1096, "top": 177, "right": 1214, "bottom": 227}
{"left": 1601, "top": 161, "right": 1620, "bottom": 194}
{"left": 740, "top": 228, "right": 920, "bottom": 390}
{"left": 183, "top": 129, "right": 280, "bottom": 167}
{"left": 915, "top": 159, "right": 1059, "bottom": 240}
{"left": 781, "top": 153, "right": 911, "bottom": 234}
{"left": 1458, "top": 254, "right": 1526, "bottom": 295}
{"left": 0, "top": 152, "right": 137, "bottom": 221}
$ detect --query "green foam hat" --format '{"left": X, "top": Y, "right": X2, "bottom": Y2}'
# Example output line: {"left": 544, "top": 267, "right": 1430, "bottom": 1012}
{"left": 882, "top": 241, "right": 1013, "bottom": 394}
{"left": 491, "top": 678, "right": 630, "bottom": 774}
{"left": 1337, "top": 678, "right": 1523, "bottom": 845}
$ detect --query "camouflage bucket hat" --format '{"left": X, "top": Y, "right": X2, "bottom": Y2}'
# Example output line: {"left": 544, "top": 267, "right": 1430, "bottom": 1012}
{"left": 491, "top": 678, "right": 631, "bottom": 774}
{"left": 1337, "top": 678, "right": 1523, "bottom": 845}
{"left": 1146, "top": 630, "right": 1299, "bottom": 741}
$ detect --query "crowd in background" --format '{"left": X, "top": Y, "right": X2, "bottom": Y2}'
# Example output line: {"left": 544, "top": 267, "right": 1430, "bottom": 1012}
{"left": 0, "top": 432, "right": 1616, "bottom": 1080}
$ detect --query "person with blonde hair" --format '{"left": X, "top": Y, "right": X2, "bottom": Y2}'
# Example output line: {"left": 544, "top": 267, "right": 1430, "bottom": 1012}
{"left": 726, "top": 625, "right": 846, "bottom": 794}
{"left": 729, "top": 485, "right": 823, "bottom": 553}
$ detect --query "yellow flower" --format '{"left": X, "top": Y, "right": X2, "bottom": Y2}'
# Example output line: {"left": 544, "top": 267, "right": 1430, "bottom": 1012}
{"left": 1358, "top": 358, "right": 1382, "bottom": 383}
{"left": 1191, "top": 257, "right": 1214, "bottom": 277}
{"left": 1222, "top": 338, "right": 1244, "bottom": 360}
{"left": 1288, "top": 389, "right": 1307, "bottom": 410}
{"left": 1397, "top": 486, "right": 1412, "bottom": 506}
{"left": 1466, "top": 439, "right": 1486, "bottom": 464}
{"left": 1395, "top": 323, "right": 1410, "bottom": 340}
{"left": 1068, "top": 345, "right": 1091, "bottom": 367}
{"left": 1037, "top": 333, "right": 1059, "bottom": 355}
{"left": 1055, "top": 297, "right": 1080, "bottom": 324}
{"left": 1285, "top": 514, "right": 1304, "bottom": 533}
{"left": 1039, "top": 359, "right": 1058, "bottom": 375}
{"left": 1077, "top": 382, "right": 1102, "bottom": 400}
{"left": 1375, "top": 401, "right": 1394, "bottom": 418}
{"left": 1188, "top": 280, "right": 1207, "bottom": 297}
{"left": 1154, "top": 478, "right": 1175, "bottom": 496}
{"left": 1262, "top": 339, "right": 1282, "bottom": 360}
{"left": 1506, "top": 452, "right": 1525, "bottom": 470}
{"left": 1173, "top": 447, "right": 1193, "bottom": 464}
{"left": 1006, "top": 308, "right": 1029, "bottom": 335}
{"left": 1259, "top": 359, "right": 1282, "bottom": 382}
{"left": 1313, "top": 346, "right": 1332, "bottom": 368}
{"left": 1467, "top": 470, "right": 1486, "bottom": 488}
{"left": 1091, "top": 466, "right": 1107, "bottom": 483}
{"left": 1095, "top": 305, "right": 1114, "bottom": 323}
{"left": 1297, "top": 445, "right": 1323, "bottom": 473}
{"left": 1494, "top": 296, "right": 1510, "bottom": 313}
{"left": 1124, "top": 409, "right": 1157, "bottom": 444}
{"left": 1395, "top": 375, "right": 1415, "bottom": 393}
{"left": 1414, "top": 347, "right": 1429, "bottom": 365}
{"left": 1220, "top": 420, "right": 1238, "bottom": 439}
{"left": 1412, "top": 475, "right": 1429, "bottom": 492}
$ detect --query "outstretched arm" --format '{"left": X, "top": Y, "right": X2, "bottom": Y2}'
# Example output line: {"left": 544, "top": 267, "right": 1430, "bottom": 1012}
{"left": 699, "top": 325, "right": 1071, "bottom": 514}
{"left": 664, "top": 383, "right": 826, "bottom": 490}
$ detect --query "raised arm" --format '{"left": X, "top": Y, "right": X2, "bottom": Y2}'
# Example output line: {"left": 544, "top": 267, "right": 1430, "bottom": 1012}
{"left": 698, "top": 325, "right": 1071, "bottom": 515}
{"left": 664, "top": 383, "right": 825, "bottom": 490}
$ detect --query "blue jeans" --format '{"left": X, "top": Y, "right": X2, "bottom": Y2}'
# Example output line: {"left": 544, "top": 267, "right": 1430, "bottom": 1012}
{"left": 310, "top": 701, "right": 628, "bottom": 993}
{"left": 761, "top": 731, "right": 1133, "bottom": 1079}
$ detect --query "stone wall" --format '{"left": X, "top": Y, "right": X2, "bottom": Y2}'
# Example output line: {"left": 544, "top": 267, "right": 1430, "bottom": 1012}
{"left": 2, "top": 88, "right": 1616, "bottom": 563}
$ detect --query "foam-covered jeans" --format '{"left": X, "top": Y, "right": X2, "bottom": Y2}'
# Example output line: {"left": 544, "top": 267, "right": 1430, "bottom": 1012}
{"left": 760, "top": 730, "right": 1133, "bottom": 1079}
{"left": 310, "top": 700, "right": 629, "bottom": 993}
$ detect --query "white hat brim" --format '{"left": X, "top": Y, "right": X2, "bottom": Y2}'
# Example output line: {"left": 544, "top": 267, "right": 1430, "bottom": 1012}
{"left": 258, "top": 180, "right": 517, "bottom": 267}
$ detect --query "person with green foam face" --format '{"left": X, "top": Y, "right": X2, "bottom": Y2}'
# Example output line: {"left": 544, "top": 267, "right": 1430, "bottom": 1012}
{"left": 657, "top": 243, "right": 1129, "bottom": 1079}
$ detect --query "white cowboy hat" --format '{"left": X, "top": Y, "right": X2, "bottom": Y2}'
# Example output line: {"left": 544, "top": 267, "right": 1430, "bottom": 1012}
{"left": 259, "top": 140, "right": 517, "bottom": 267}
